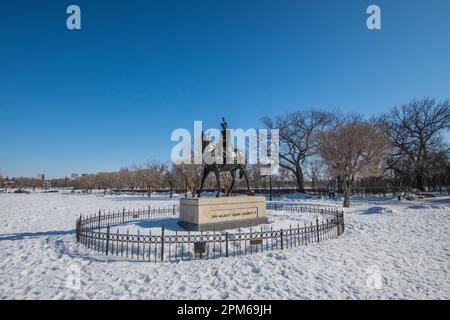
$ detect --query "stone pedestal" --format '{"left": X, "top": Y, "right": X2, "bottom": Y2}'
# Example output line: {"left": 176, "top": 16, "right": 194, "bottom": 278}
{"left": 178, "top": 196, "right": 268, "bottom": 231}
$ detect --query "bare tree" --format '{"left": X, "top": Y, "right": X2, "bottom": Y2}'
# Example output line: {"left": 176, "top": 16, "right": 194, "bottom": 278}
{"left": 95, "top": 172, "right": 113, "bottom": 194}
{"left": 303, "top": 157, "right": 329, "bottom": 191}
{"left": 119, "top": 168, "right": 137, "bottom": 193}
{"left": 272, "top": 167, "right": 292, "bottom": 190}
{"left": 164, "top": 165, "right": 179, "bottom": 198}
{"left": 76, "top": 174, "right": 96, "bottom": 193}
{"left": 248, "top": 164, "right": 265, "bottom": 191}
{"left": 425, "top": 150, "right": 450, "bottom": 192}
{"left": 135, "top": 161, "right": 166, "bottom": 197}
{"left": 383, "top": 98, "right": 450, "bottom": 191}
{"left": 317, "top": 116, "right": 391, "bottom": 207}
{"left": 175, "top": 163, "right": 202, "bottom": 197}
{"left": 261, "top": 110, "right": 333, "bottom": 192}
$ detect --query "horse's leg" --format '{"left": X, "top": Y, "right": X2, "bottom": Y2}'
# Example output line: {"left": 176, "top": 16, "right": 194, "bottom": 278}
{"left": 214, "top": 167, "right": 221, "bottom": 197}
{"left": 197, "top": 167, "right": 210, "bottom": 197}
{"left": 227, "top": 170, "right": 236, "bottom": 196}
{"left": 241, "top": 167, "right": 253, "bottom": 194}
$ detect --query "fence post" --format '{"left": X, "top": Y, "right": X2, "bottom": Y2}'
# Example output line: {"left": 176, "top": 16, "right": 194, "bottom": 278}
{"left": 105, "top": 225, "right": 110, "bottom": 255}
{"left": 75, "top": 218, "right": 80, "bottom": 243}
{"left": 316, "top": 217, "right": 320, "bottom": 243}
{"left": 336, "top": 212, "right": 340, "bottom": 236}
{"left": 280, "top": 229, "right": 283, "bottom": 250}
{"left": 225, "top": 233, "right": 229, "bottom": 257}
{"left": 161, "top": 225, "right": 165, "bottom": 261}
{"left": 98, "top": 210, "right": 101, "bottom": 230}
{"left": 122, "top": 208, "right": 125, "bottom": 223}
{"left": 173, "top": 204, "right": 176, "bottom": 215}
{"left": 200, "top": 230, "right": 203, "bottom": 259}
{"left": 79, "top": 215, "right": 83, "bottom": 240}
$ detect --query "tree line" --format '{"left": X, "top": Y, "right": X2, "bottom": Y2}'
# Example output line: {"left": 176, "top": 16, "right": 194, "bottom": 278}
{"left": 262, "top": 97, "right": 450, "bottom": 206}
{"left": 1, "top": 98, "right": 449, "bottom": 207}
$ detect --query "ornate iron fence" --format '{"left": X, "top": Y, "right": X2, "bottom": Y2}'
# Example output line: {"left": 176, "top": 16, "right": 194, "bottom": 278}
{"left": 75, "top": 202, "right": 344, "bottom": 262}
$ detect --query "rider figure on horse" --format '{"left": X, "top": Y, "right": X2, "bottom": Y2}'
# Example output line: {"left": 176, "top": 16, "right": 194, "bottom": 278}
{"left": 220, "top": 117, "right": 228, "bottom": 164}
{"left": 197, "top": 118, "right": 253, "bottom": 197}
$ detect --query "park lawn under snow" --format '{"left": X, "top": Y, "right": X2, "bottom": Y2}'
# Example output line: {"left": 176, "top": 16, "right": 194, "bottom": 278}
{"left": 0, "top": 192, "right": 449, "bottom": 299}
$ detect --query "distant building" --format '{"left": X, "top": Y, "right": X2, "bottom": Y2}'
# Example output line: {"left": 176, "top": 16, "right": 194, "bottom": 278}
{"left": 71, "top": 173, "right": 79, "bottom": 178}
{"left": 36, "top": 174, "right": 45, "bottom": 181}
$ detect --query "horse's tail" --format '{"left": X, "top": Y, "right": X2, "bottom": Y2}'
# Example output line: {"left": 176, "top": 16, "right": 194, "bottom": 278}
{"left": 239, "top": 169, "right": 244, "bottom": 179}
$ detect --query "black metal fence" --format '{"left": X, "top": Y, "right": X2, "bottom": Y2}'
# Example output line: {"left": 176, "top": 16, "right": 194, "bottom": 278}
{"left": 75, "top": 202, "right": 345, "bottom": 262}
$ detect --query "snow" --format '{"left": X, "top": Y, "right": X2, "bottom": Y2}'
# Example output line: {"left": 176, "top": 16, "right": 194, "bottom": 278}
{"left": 0, "top": 192, "right": 449, "bottom": 299}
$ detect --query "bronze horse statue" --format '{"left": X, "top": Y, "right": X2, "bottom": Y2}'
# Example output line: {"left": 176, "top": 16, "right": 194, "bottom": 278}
{"left": 197, "top": 131, "right": 253, "bottom": 197}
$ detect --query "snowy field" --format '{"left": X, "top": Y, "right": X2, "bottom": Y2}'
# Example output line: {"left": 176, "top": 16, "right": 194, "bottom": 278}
{"left": 0, "top": 192, "right": 449, "bottom": 299}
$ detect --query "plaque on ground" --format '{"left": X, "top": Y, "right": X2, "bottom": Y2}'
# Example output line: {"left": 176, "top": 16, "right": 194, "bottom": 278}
{"left": 178, "top": 196, "right": 268, "bottom": 231}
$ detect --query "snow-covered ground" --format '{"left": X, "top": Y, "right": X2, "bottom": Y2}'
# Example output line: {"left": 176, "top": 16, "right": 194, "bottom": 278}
{"left": 0, "top": 192, "right": 448, "bottom": 299}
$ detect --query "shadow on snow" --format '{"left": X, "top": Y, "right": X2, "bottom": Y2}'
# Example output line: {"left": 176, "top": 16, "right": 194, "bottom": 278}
{"left": 114, "top": 217, "right": 184, "bottom": 232}
{"left": 0, "top": 229, "right": 75, "bottom": 241}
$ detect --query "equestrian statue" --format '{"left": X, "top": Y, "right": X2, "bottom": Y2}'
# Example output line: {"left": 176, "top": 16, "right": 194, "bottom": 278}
{"left": 197, "top": 118, "right": 253, "bottom": 197}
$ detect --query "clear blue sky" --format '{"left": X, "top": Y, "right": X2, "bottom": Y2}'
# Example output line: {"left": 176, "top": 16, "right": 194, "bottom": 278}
{"left": 1, "top": 0, "right": 449, "bottom": 178}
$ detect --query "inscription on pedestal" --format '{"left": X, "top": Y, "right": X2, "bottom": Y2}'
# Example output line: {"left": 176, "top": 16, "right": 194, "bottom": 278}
{"left": 211, "top": 207, "right": 257, "bottom": 220}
